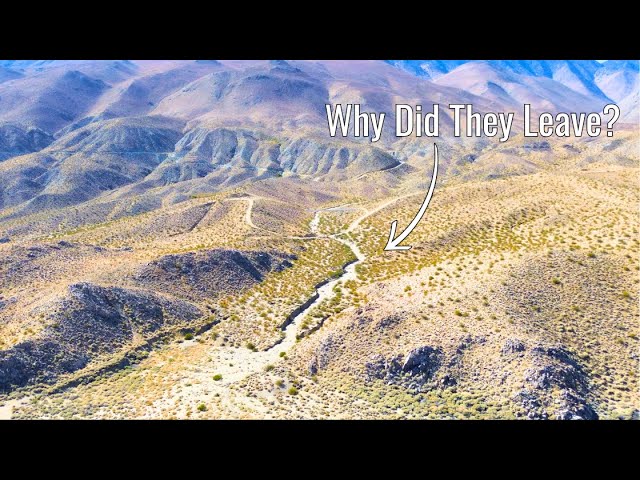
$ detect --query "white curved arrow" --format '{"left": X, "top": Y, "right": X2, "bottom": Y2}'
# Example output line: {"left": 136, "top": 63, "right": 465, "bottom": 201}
{"left": 384, "top": 143, "right": 439, "bottom": 251}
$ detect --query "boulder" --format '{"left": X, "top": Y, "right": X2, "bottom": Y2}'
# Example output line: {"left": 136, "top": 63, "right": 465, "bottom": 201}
{"left": 402, "top": 346, "right": 442, "bottom": 374}
{"left": 502, "top": 338, "right": 526, "bottom": 354}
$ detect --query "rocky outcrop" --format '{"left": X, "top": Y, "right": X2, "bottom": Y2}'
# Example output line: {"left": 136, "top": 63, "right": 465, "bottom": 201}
{"left": 501, "top": 338, "right": 526, "bottom": 355}
{"left": 0, "top": 282, "right": 202, "bottom": 392}
{"left": 0, "top": 340, "right": 89, "bottom": 392}
{"left": 554, "top": 391, "right": 598, "bottom": 420}
{"left": 525, "top": 346, "right": 588, "bottom": 391}
{"left": 364, "top": 354, "right": 401, "bottom": 379}
{"left": 514, "top": 345, "right": 597, "bottom": 420}
{"left": 365, "top": 345, "right": 443, "bottom": 391}
{"left": 360, "top": 334, "right": 493, "bottom": 393}
{"left": 455, "top": 153, "right": 477, "bottom": 166}
{"left": 134, "top": 249, "right": 295, "bottom": 302}
{"left": 307, "top": 334, "right": 343, "bottom": 376}
{"left": 401, "top": 346, "right": 442, "bottom": 374}
{"left": 522, "top": 141, "right": 551, "bottom": 150}
{"left": 374, "top": 312, "right": 406, "bottom": 331}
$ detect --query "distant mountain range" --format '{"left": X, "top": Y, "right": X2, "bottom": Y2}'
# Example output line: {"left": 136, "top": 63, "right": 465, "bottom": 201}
{"left": 0, "top": 59, "right": 636, "bottom": 221}
{"left": 386, "top": 60, "right": 639, "bottom": 104}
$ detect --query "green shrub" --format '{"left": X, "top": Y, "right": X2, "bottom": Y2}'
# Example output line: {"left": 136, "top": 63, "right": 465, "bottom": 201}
{"left": 213, "top": 374, "right": 223, "bottom": 381}
{"left": 288, "top": 387, "right": 299, "bottom": 396}
{"left": 184, "top": 333, "right": 194, "bottom": 341}
{"left": 197, "top": 403, "right": 207, "bottom": 412}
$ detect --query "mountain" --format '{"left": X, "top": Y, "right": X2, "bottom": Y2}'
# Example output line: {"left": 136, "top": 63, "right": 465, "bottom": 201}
{"left": 434, "top": 61, "right": 608, "bottom": 113}
{"left": 0, "top": 69, "right": 109, "bottom": 133}
{"left": 0, "top": 116, "right": 183, "bottom": 214}
{"left": 490, "top": 60, "right": 605, "bottom": 99}
{"left": 389, "top": 60, "right": 611, "bottom": 101}
{"left": 0, "top": 60, "right": 56, "bottom": 71}
{"left": 89, "top": 61, "right": 222, "bottom": 118}
{"left": 0, "top": 60, "right": 137, "bottom": 81}
{"left": 152, "top": 60, "right": 330, "bottom": 131}
{"left": 618, "top": 89, "right": 639, "bottom": 123}
{"left": 385, "top": 60, "right": 467, "bottom": 79}
{"left": 0, "top": 59, "right": 635, "bottom": 222}
{"left": 594, "top": 60, "right": 640, "bottom": 102}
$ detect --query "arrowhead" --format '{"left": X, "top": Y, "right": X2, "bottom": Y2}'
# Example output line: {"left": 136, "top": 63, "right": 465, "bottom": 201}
{"left": 383, "top": 221, "right": 411, "bottom": 251}
{"left": 383, "top": 144, "right": 438, "bottom": 253}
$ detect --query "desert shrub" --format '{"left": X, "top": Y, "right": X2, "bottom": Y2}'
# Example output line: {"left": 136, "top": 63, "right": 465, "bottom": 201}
{"left": 213, "top": 374, "right": 223, "bottom": 381}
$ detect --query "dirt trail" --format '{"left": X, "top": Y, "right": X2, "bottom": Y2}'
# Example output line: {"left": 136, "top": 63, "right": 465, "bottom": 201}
{"left": 224, "top": 196, "right": 259, "bottom": 229}
{"left": 355, "top": 160, "right": 405, "bottom": 180}
{"left": 346, "top": 192, "right": 422, "bottom": 233}
{"left": 225, "top": 196, "right": 285, "bottom": 237}
{"left": 243, "top": 198, "right": 257, "bottom": 229}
